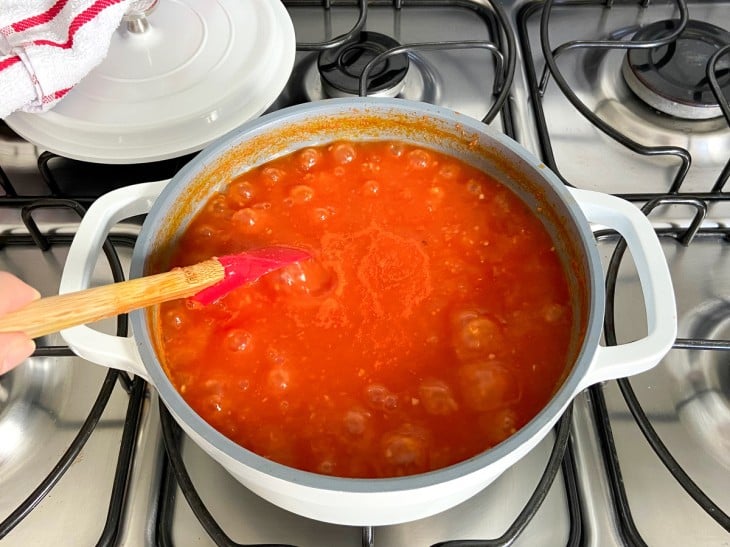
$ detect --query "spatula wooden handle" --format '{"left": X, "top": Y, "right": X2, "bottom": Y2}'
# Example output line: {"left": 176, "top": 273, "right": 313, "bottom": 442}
{"left": 0, "top": 258, "right": 224, "bottom": 339}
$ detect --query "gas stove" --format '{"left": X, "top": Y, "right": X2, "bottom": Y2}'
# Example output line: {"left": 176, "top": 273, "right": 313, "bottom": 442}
{"left": 1, "top": 1, "right": 729, "bottom": 545}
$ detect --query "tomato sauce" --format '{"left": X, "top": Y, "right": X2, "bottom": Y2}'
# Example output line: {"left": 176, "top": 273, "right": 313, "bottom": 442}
{"left": 157, "top": 140, "right": 573, "bottom": 478}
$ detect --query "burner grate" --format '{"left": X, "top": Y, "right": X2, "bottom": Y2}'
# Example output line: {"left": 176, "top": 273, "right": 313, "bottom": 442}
{"left": 708, "top": 44, "right": 730, "bottom": 192}
{"left": 597, "top": 201, "right": 730, "bottom": 536}
{"left": 519, "top": 0, "right": 730, "bottom": 543}
{"left": 0, "top": 186, "right": 146, "bottom": 544}
{"left": 524, "top": 0, "right": 694, "bottom": 196}
{"left": 283, "top": 0, "right": 515, "bottom": 126}
{"left": 522, "top": 0, "right": 730, "bottom": 199}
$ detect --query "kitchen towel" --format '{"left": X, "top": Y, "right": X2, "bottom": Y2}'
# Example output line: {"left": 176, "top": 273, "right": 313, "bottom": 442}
{"left": 0, "top": 0, "right": 131, "bottom": 119}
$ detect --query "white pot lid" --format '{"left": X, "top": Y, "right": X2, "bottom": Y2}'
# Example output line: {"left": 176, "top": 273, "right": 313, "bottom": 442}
{"left": 4, "top": 0, "right": 296, "bottom": 164}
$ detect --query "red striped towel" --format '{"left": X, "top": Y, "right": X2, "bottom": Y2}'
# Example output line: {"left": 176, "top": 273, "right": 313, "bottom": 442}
{"left": 1, "top": 0, "right": 130, "bottom": 118}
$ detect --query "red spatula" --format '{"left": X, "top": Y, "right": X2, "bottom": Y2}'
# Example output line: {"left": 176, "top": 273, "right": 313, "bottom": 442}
{"left": 0, "top": 246, "right": 310, "bottom": 339}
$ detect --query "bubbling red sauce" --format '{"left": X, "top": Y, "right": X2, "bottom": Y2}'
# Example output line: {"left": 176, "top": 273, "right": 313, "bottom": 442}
{"left": 157, "top": 140, "right": 573, "bottom": 478}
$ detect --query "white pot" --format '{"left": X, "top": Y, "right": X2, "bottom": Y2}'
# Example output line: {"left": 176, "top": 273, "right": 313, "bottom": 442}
{"left": 59, "top": 98, "right": 676, "bottom": 526}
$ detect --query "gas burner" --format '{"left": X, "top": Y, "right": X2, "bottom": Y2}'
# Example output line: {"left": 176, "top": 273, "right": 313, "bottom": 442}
{"left": 622, "top": 19, "right": 730, "bottom": 120}
{"left": 317, "top": 31, "right": 409, "bottom": 98}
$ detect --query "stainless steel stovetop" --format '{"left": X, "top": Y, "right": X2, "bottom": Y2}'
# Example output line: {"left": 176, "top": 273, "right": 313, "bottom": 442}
{"left": 1, "top": 1, "right": 729, "bottom": 546}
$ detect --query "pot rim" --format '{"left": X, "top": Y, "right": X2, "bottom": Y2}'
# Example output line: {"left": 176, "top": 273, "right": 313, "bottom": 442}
{"left": 130, "top": 97, "right": 604, "bottom": 493}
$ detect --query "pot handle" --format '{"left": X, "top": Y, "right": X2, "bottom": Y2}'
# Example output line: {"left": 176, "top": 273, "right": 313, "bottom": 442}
{"left": 59, "top": 180, "right": 168, "bottom": 383}
{"left": 570, "top": 188, "right": 677, "bottom": 391}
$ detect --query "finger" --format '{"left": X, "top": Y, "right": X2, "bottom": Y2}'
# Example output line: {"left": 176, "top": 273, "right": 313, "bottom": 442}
{"left": 0, "top": 272, "right": 41, "bottom": 315}
{"left": 0, "top": 332, "right": 36, "bottom": 375}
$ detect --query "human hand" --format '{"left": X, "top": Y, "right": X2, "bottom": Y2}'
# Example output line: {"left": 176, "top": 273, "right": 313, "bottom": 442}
{"left": 0, "top": 272, "right": 40, "bottom": 374}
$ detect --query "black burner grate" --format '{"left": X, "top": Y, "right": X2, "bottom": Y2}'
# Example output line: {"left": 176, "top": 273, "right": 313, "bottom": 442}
{"left": 0, "top": 185, "right": 146, "bottom": 544}
{"left": 518, "top": 0, "right": 730, "bottom": 543}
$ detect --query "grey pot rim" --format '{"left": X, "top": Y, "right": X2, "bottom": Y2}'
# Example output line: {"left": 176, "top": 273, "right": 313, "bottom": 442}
{"left": 129, "top": 97, "right": 604, "bottom": 493}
